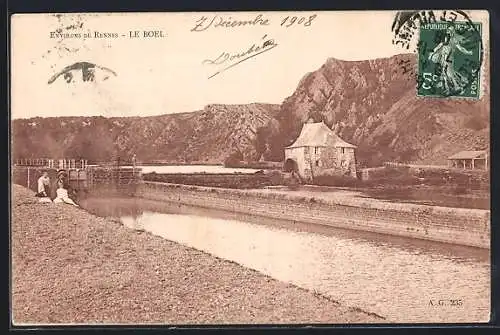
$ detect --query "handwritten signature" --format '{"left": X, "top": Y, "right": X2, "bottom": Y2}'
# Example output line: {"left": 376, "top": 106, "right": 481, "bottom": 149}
{"left": 202, "top": 35, "right": 278, "bottom": 79}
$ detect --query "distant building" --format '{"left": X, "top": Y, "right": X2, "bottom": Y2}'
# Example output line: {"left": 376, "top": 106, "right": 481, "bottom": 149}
{"left": 283, "top": 120, "right": 357, "bottom": 181}
{"left": 447, "top": 150, "right": 488, "bottom": 170}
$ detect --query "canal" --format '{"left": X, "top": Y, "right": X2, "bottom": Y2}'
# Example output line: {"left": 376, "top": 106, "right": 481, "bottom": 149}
{"left": 78, "top": 196, "right": 490, "bottom": 323}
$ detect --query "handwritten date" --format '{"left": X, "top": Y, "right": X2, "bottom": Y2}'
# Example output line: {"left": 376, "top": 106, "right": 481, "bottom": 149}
{"left": 192, "top": 14, "right": 270, "bottom": 32}
{"left": 280, "top": 15, "right": 317, "bottom": 28}
{"left": 191, "top": 13, "right": 317, "bottom": 32}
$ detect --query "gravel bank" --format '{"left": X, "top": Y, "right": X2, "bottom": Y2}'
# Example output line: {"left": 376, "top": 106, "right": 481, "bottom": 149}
{"left": 11, "top": 184, "right": 380, "bottom": 325}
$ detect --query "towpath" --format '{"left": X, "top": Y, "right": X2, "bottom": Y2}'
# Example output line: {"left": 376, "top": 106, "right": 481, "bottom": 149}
{"left": 11, "top": 184, "right": 380, "bottom": 324}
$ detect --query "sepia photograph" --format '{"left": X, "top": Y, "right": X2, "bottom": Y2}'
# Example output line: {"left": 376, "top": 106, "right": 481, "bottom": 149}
{"left": 10, "top": 10, "right": 490, "bottom": 325}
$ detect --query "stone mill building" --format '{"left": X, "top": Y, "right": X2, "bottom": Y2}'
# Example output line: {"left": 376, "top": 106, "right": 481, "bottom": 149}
{"left": 283, "top": 119, "right": 357, "bottom": 181}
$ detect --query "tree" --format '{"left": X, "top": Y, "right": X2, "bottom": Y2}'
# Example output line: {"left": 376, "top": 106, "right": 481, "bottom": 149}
{"left": 254, "top": 126, "right": 271, "bottom": 160}
{"left": 309, "top": 110, "right": 325, "bottom": 123}
{"left": 224, "top": 150, "right": 244, "bottom": 167}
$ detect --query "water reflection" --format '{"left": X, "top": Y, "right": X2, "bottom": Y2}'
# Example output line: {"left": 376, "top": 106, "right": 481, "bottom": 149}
{"left": 121, "top": 164, "right": 260, "bottom": 174}
{"left": 79, "top": 197, "right": 490, "bottom": 323}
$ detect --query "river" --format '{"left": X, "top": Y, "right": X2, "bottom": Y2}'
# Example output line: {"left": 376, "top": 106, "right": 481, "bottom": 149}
{"left": 122, "top": 165, "right": 261, "bottom": 174}
{"left": 78, "top": 196, "right": 490, "bottom": 323}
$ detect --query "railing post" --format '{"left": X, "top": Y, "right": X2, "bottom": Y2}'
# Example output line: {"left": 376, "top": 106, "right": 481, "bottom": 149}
{"left": 132, "top": 154, "right": 136, "bottom": 180}
{"left": 117, "top": 157, "right": 121, "bottom": 186}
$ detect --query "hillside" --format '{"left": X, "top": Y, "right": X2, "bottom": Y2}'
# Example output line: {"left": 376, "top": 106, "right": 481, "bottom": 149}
{"left": 11, "top": 103, "right": 280, "bottom": 163}
{"left": 12, "top": 54, "right": 489, "bottom": 167}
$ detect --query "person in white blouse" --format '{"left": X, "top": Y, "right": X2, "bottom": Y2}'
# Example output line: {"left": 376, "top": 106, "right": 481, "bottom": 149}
{"left": 35, "top": 171, "right": 51, "bottom": 198}
{"left": 53, "top": 180, "right": 79, "bottom": 207}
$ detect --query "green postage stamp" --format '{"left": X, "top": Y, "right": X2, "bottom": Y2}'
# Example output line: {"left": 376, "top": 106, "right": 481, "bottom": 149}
{"left": 417, "top": 21, "right": 482, "bottom": 98}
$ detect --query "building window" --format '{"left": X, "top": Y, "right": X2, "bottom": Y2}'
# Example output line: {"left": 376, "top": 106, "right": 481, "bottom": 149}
{"left": 315, "top": 147, "right": 319, "bottom": 154}
{"left": 316, "top": 160, "right": 320, "bottom": 167}
{"left": 341, "top": 148, "right": 345, "bottom": 154}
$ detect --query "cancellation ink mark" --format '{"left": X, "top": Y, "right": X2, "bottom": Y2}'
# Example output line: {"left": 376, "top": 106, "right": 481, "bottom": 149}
{"left": 48, "top": 62, "right": 117, "bottom": 85}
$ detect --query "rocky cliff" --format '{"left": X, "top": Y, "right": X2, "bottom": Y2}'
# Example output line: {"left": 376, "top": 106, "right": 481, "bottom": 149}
{"left": 262, "top": 53, "right": 489, "bottom": 166}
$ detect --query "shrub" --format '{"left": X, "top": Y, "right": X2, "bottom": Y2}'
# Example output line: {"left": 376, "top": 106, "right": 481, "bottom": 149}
{"left": 362, "top": 167, "right": 420, "bottom": 186}
{"left": 452, "top": 185, "right": 468, "bottom": 195}
{"left": 464, "top": 115, "right": 488, "bottom": 131}
{"left": 266, "top": 170, "right": 284, "bottom": 185}
{"left": 224, "top": 151, "right": 244, "bottom": 167}
{"left": 313, "top": 174, "right": 361, "bottom": 187}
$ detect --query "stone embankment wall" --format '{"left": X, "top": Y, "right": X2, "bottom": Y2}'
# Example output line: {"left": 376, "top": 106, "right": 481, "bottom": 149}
{"left": 136, "top": 182, "right": 490, "bottom": 249}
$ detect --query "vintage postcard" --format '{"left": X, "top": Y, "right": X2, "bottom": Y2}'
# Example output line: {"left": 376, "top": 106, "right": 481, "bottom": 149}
{"left": 10, "top": 10, "right": 490, "bottom": 325}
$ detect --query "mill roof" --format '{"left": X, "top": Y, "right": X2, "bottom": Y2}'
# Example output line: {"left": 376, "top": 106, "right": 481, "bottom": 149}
{"left": 285, "top": 121, "right": 356, "bottom": 149}
{"left": 448, "top": 150, "right": 487, "bottom": 160}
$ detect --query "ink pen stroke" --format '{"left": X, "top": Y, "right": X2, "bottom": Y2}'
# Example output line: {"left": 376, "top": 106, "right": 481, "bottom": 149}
{"left": 202, "top": 35, "right": 279, "bottom": 79}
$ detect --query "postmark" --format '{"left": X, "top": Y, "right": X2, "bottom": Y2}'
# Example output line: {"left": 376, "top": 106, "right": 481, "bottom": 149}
{"left": 48, "top": 61, "right": 117, "bottom": 84}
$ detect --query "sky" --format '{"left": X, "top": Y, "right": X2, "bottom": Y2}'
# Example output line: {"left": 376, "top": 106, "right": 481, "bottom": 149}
{"left": 11, "top": 10, "right": 489, "bottom": 119}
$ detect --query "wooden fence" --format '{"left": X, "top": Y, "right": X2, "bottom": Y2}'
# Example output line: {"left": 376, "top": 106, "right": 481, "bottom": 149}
{"left": 14, "top": 158, "right": 89, "bottom": 169}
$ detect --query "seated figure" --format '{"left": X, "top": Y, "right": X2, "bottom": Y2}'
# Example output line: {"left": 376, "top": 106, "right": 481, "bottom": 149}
{"left": 35, "top": 171, "right": 51, "bottom": 197}
{"left": 53, "top": 180, "right": 79, "bottom": 207}
{"left": 35, "top": 171, "right": 52, "bottom": 203}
